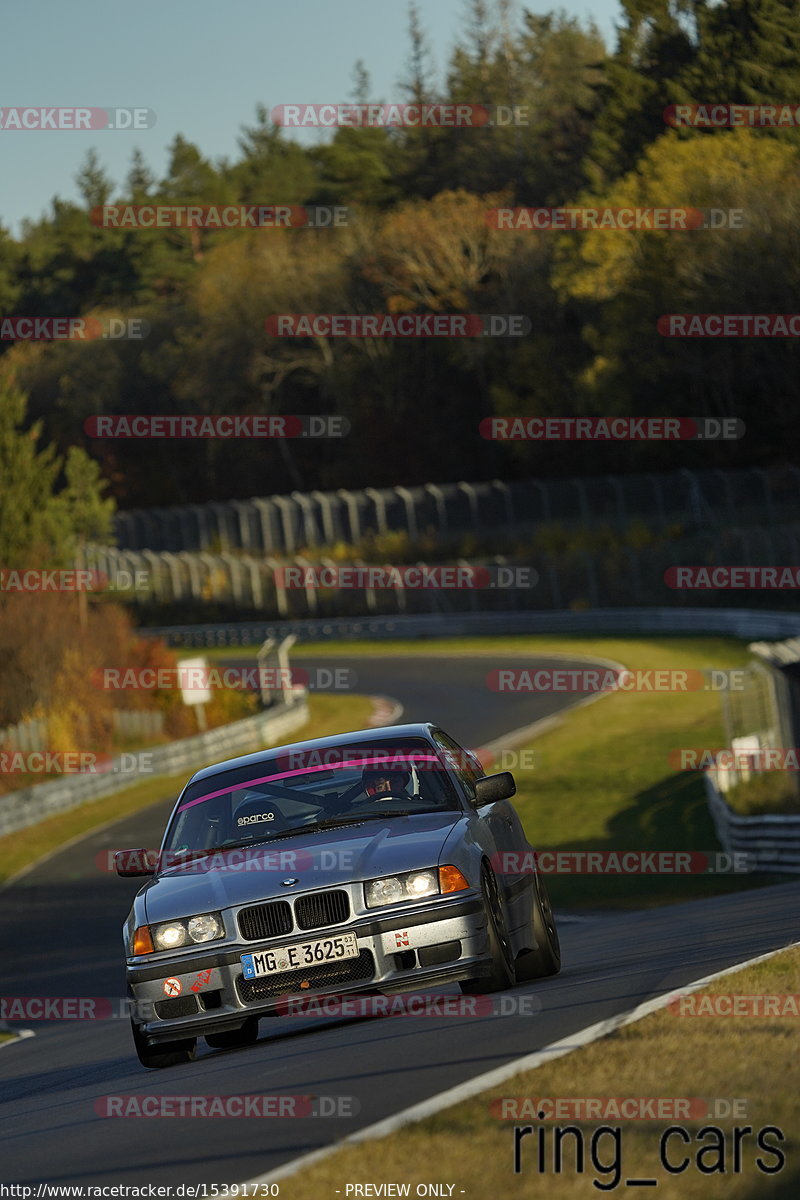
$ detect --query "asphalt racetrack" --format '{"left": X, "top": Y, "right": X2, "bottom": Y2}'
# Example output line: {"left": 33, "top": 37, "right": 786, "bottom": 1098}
{"left": 2, "top": 653, "right": 798, "bottom": 1185}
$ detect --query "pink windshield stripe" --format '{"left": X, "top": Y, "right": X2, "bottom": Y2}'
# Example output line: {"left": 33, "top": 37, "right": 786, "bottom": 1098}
{"left": 177, "top": 753, "right": 442, "bottom": 812}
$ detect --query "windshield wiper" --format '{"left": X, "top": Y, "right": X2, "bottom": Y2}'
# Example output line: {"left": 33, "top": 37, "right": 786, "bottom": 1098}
{"left": 307, "top": 810, "right": 443, "bottom": 829}
{"left": 213, "top": 829, "right": 316, "bottom": 850}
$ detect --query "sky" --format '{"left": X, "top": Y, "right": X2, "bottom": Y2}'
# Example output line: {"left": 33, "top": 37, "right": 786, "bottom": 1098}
{"left": 1, "top": 0, "right": 621, "bottom": 235}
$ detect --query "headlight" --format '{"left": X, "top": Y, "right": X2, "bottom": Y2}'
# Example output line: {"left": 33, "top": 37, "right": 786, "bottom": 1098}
{"left": 153, "top": 922, "right": 188, "bottom": 950}
{"left": 365, "top": 869, "right": 439, "bottom": 908}
{"left": 150, "top": 911, "right": 224, "bottom": 951}
{"left": 187, "top": 913, "right": 223, "bottom": 942}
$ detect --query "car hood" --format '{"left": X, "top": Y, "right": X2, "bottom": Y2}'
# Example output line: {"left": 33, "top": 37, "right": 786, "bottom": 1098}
{"left": 141, "top": 811, "right": 462, "bottom": 923}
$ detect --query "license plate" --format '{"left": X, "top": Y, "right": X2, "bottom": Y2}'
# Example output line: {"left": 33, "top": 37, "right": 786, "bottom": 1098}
{"left": 241, "top": 932, "right": 359, "bottom": 979}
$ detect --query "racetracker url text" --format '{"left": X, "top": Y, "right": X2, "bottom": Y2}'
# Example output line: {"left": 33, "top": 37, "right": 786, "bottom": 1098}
{"left": 0, "top": 1188, "right": 280, "bottom": 1198}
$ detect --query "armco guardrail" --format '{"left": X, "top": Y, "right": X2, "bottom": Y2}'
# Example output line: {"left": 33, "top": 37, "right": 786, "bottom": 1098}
{"left": 704, "top": 773, "right": 800, "bottom": 873}
{"left": 0, "top": 699, "right": 308, "bottom": 841}
{"left": 85, "top": 525, "right": 800, "bottom": 614}
{"left": 112, "top": 466, "right": 800, "bottom": 553}
{"left": 139, "top": 608, "right": 800, "bottom": 648}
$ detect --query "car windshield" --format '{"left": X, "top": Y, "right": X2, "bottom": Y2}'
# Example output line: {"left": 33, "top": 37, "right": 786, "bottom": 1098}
{"left": 161, "top": 736, "right": 460, "bottom": 855}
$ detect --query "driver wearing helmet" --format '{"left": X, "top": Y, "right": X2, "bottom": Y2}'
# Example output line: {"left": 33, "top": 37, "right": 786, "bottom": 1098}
{"left": 361, "top": 765, "right": 412, "bottom": 800}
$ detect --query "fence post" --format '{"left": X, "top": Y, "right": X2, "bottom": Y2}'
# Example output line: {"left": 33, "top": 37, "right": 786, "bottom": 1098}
{"left": 256, "top": 638, "right": 276, "bottom": 706}
{"left": 355, "top": 558, "right": 377, "bottom": 613}
{"left": 312, "top": 490, "right": 339, "bottom": 545}
{"left": 277, "top": 634, "right": 298, "bottom": 705}
{"left": 337, "top": 488, "right": 361, "bottom": 543}
{"left": 425, "top": 483, "right": 448, "bottom": 539}
{"left": 492, "top": 479, "right": 514, "bottom": 524}
{"left": 394, "top": 486, "right": 418, "bottom": 543}
{"left": 457, "top": 482, "right": 480, "bottom": 533}
{"left": 365, "top": 488, "right": 389, "bottom": 535}
{"left": 274, "top": 496, "right": 300, "bottom": 555}
{"left": 293, "top": 555, "right": 319, "bottom": 615}
{"left": 240, "top": 556, "right": 264, "bottom": 610}
{"left": 178, "top": 551, "right": 202, "bottom": 601}
{"left": 265, "top": 557, "right": 289, "bottom": 617}
{"left": 221, "top": 554, "right": 245, "bottom": 607}
{"left": 291, "top": 490, "right": 320, "bottom": 548}
{"left": 253, "top": 498, "right": 278, "bottom": 553}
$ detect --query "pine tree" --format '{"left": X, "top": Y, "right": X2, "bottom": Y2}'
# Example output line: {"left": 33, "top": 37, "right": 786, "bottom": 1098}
{"left": 75, "top": 149, "right": 113, "bottom": 209}
{"left": 313, "top": 64, "right": 397, "bottom": 207}
{"left": 232, "top": 105, "right": 318, "bottom": 205}
{"left": 125, "top": 148, "right": 156, "bottom": 200}
{"left": 588, "top": 1, "right": 698, "bottom": 185}
{"left": 690, "top": 0, "right": 800, "bottom": 110}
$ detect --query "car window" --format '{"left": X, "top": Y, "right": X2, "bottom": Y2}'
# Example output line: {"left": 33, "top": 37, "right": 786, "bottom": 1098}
{"left": 431, "top": 729, "right": 483, "bottom": 803}
{"left": 162, "top": 736, "right": 461, "bottom": 854}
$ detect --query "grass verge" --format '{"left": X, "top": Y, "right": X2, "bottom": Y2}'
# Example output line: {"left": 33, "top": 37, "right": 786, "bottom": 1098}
{"left": 256, "top": 945, "right": 800, "bottom": 1200}
{"left": 724, "top": 773, "right": 800, "bottom": 817}
{"left": 0, "top": 693, "right": 375, "bottom": 886}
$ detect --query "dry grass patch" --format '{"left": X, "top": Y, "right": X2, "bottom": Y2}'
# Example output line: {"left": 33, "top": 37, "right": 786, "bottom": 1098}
{"left": 271, "top": 947, "right": 800, "bottom": 1200}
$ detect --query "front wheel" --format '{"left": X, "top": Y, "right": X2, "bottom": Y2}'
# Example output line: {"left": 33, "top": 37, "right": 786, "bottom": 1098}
{"left": 515, "top": 874, "right": 561, "bottom": 980}
{"left": 131, "top": 1018, "right": 197, "bottom": 1069}
{"left": 460, "top": 865, "right": 516, "bottom": 994}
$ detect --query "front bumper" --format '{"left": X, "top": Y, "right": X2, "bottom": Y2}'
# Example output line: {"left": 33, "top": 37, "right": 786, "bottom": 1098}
{"left": 127, "top": 893, "right": 489, "bottom": 1044}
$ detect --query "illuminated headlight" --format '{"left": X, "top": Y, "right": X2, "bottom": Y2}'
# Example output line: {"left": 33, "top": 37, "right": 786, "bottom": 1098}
{"left": 152, "top": 912, "right": 223, "bottom": 950}
{"left": 365, "top": 869, "right": 439, "bottom": 909}
{"left": 153, "top": 922, "right": 188, "bottom": 950}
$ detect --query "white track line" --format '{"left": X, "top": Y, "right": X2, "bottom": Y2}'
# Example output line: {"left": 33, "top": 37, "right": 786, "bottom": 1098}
{"left": 367, "top": 696, "right": 405, "bottom": 727}
{"left": 0, "top": 1028, "right": 35, "bottom": 1049}
{"left": 240, "top": 939, "right": 800, "bottom": 1186}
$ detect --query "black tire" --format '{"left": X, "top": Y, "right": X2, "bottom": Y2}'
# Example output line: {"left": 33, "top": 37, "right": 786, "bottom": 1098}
{"left": 460, "top": 865, "right": 516, "bottom": 994}
{"left": 205, "top": 1018, "right": 259, "bottom": 1049}
{"left": 515, "top": 873, "right": 561, "bottom": 980}
{"left": 131, "top": 1018, "right": 197, "bottom": 1069}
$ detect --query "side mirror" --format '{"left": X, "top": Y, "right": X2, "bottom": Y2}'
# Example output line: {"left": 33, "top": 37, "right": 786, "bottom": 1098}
{"left": 475, "top": 771, "right": 516, "bottom": 805}
{"left": 114, "top": 848, "right": 157, "bottom": 877}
